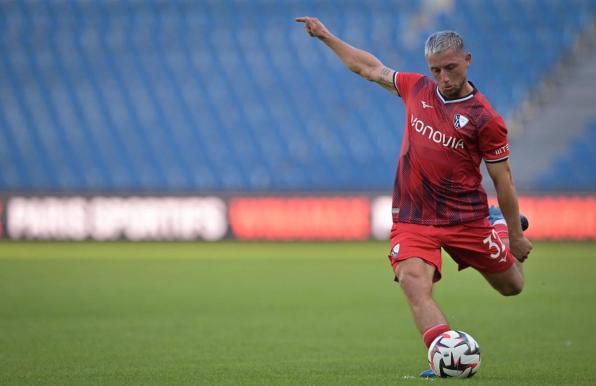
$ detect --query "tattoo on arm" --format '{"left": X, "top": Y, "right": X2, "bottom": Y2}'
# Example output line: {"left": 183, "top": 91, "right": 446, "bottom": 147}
{"left": 378, "top": 67, "right": 394, "bottom": 86}
{"left": 374, "top": 66, "right": 398, "bottom": 95}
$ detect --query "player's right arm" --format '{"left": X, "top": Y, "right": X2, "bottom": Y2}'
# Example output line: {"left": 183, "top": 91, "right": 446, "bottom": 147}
{"left": 295, "top": 16, "right": 399, "bottom": 96}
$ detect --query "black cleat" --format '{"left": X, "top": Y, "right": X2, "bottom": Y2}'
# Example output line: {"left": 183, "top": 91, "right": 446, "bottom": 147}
{"left": 488, "top": 205, "right": 529, "bottom": 231}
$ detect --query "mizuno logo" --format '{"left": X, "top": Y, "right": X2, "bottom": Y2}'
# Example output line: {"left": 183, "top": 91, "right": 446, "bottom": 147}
{"left": 421, "top": 101, "right": 434, "bottom": 109}
{"left": 453, "top": 114, "right": 469, "bottom": 129}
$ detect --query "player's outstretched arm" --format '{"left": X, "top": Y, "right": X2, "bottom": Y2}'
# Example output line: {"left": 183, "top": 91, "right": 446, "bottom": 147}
{"left": 295, "top": 16, "right": 398, "bottom": 95}
{"left": 486, "top": 160, "right": 533, "bottom": 261}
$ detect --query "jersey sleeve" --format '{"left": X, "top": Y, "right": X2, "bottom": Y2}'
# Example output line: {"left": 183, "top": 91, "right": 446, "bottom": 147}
{"left": 480, "top": 115, "right": 510, "bottom": 163}
{"left": 395, "top": 72, "right": 425, "bottom": 101}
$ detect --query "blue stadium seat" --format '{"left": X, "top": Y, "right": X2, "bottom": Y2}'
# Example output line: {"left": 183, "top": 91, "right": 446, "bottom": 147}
{"left": 0, "top": 0, "right": 594, "bottom": 192}
{"left": 537, "top": 122, "right": 596, "bottom": 191}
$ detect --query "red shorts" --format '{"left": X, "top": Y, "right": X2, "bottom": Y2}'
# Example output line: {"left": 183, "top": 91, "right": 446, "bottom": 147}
{"left": 388, "top": 218, "right": 515, "bottom": 282}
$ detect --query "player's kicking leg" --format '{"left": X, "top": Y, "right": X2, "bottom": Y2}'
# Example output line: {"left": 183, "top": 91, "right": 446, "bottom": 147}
{"left": 482, "top": 206, "right": 529, "bottom": 296}
{"left": 418, "top": 210, "right": 531, "bottom": 377}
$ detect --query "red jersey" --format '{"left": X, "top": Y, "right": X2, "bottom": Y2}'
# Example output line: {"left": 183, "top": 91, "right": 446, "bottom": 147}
{"left": 391, "top": 72, "right": 510, "bottom": 225}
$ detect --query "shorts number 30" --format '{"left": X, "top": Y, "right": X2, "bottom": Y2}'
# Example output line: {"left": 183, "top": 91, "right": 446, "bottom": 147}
{"left": 483, "top": 229, "right": 506, "bottom": 259}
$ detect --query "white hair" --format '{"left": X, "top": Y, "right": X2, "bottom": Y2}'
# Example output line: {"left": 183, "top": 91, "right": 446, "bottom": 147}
{"left": 424, "top": 31, "right": 465, "bottom": 56}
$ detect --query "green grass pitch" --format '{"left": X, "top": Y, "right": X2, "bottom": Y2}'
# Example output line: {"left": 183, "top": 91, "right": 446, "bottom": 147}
{"left": 0, "top": 241, "right": 594, "bottom": 385}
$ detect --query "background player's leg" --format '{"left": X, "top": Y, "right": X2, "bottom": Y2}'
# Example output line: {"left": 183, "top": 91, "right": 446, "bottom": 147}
{"left": 396, "top": 257, "right": 450, "bottom": 346}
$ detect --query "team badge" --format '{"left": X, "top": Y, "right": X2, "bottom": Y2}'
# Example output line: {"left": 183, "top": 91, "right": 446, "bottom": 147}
{"left": 391, "top": 243, "right": 400, "bottom": 257}
{"left": 453, "top": 114, "right": 469, "bottom": 129}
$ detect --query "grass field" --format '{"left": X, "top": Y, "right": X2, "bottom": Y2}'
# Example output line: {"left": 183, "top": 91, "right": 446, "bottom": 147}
{"left": 0, "top": 241, "right": 594, "bottom": 385}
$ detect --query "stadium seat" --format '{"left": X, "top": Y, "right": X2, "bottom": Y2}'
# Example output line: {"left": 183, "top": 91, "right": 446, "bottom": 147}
{"left": 0, "top": 0, "right": 594, "bottom": 192}
{"left": 536, "top": 122, "right": 596, "bottom": 191}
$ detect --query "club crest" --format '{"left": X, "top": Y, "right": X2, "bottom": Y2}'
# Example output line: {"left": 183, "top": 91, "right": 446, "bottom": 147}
{"left": 453, "top": 114, "right": 469, "bottom": 129}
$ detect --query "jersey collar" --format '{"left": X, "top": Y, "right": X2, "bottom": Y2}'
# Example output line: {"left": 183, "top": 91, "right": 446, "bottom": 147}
{"left": 436, "top": 82, "right": 477, "bottom": 104}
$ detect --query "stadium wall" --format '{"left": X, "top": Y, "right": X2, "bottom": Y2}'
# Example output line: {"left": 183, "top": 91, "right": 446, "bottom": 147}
{"left": 1, "top": 195, "right": 594, "bottom": 242}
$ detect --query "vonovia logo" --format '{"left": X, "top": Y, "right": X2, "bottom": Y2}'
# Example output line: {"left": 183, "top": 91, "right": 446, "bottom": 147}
{"left": 391, "top": 243, "right": 400, "bottom": 257}
{"left": 453, "top": 114, "right": 469, "bottom": 129}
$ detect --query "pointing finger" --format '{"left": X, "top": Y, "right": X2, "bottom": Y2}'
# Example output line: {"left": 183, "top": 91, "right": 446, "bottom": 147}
{"left": 295, "top": 17, "right": 308, "bottom": 23}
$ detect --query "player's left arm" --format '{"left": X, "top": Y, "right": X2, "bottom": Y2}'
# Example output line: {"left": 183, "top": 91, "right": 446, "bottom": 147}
{"left": 486, "top": 160, "right": 533, "bottom": 261}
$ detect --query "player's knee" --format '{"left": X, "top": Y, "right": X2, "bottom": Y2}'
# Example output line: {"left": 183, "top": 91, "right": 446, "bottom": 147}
{"left": 499, "top": 286, "right": 522, "bottom": 297}
{"left": 498, "top": 280, "right": 524, "bottom": 296}
{"left": 397, "top": 262, "right": 432, "bottom": 295}
{"left": 398, "top": 269, "right": 421, "bottom": 291}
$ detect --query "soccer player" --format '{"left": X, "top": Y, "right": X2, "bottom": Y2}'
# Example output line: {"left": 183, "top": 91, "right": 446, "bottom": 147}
{"left": 296, "top": 17, "right": 533, "bottom": 376}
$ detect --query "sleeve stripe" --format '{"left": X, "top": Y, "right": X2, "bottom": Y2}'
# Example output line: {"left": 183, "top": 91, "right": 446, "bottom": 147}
{"left": 393, "top": 71, "right": 400, "bottom": 96}
{"left": 484, "top": 155, "right": 509, "bottom": 164}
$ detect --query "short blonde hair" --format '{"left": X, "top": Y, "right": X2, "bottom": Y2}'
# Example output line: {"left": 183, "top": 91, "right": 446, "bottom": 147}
{"left": 425, "top": 31, "right": 465, "bottom": 56}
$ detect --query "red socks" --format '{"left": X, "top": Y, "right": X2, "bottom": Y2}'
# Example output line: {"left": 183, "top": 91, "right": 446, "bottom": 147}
{"left": 423, "top": 324, "right": 450, "bottom": 348}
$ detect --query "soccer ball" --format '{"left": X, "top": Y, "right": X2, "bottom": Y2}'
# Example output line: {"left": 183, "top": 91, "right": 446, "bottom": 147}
{"left": 428, "top": 330, "right": 481, "bottom": 378}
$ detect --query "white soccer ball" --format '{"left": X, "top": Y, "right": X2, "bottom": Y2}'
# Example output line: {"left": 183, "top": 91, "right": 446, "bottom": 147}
{"left": 427, "top": 330, "right": 481, "bottom": 378}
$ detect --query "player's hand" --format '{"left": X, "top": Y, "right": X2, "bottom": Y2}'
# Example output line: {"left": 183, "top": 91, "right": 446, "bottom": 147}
{"left": 508, "top": 235, "right": 533, "bottom": 262}
{"left": 295, "top": 16, "right": 332, "bottom": 40}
